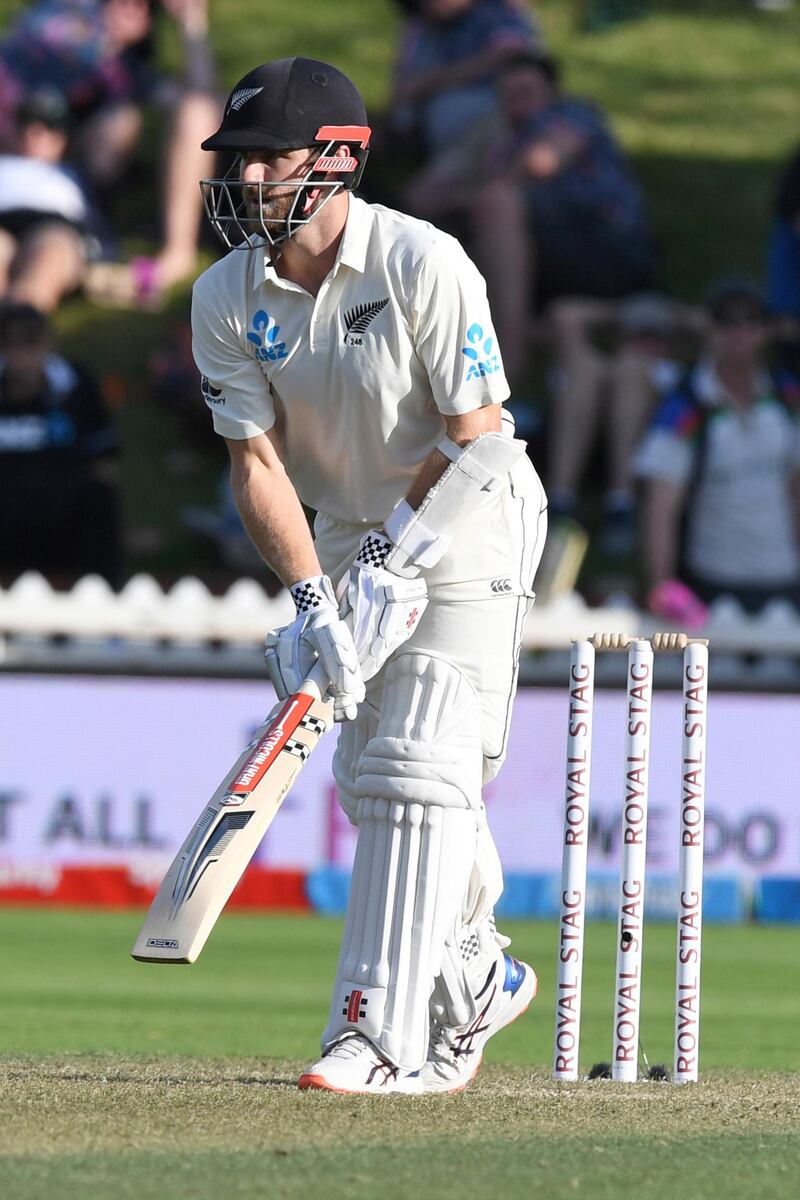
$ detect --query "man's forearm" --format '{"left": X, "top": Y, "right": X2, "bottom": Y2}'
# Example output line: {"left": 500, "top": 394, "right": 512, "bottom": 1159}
{"left": 404, "top": 447, "right": 450, "bottom": 511}
{"left": 231, "top": 456, "right": 321, "bottom": 588}
{"left": 403, "top": 406, "right": 503, "bottom": 512}
{"left": 643, "top": 487, "right": 681, "bottom": 589}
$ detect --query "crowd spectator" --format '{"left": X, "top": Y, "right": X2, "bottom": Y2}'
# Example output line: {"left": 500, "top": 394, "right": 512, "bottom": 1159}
{"left": 403, "top": 49, "right": 655, "bottom": 408}
{"left": 467, "top": 50, "right": 655, "bottom": 393}
{"left": 0, "top": 0, "right": 220, "bottom": 308}
{"left": 0, "top": 302, "right": 122, "bottom": 585}
{"left": 388, "top": 1, "right": 541, "bottom": 160}
{"left": 636, "top": 278, "right": 800, "bottom": 623}
{"left": 546, "top": 293, "right": 698, "bottom": 556}
{"left": 0, "top": 88, "right": 93, "bottom": 312}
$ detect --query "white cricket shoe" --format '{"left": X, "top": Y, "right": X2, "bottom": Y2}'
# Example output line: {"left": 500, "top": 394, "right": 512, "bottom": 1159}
{"left": 298, "top": 1033, "right": 424, "bottom": 1095}
{"left": 418, "top": 953, "right": 537, "bottom": 1094}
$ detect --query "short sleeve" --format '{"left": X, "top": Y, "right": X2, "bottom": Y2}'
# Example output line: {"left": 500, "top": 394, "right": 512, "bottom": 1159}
{"left": 410, "top": 236, "right": 510, "bottom": 416}
{"left": 633, "top": 390, "right": 700, "bottom": 486}
{"left": 191, "top": 274, "right": 275, "bottom": 440}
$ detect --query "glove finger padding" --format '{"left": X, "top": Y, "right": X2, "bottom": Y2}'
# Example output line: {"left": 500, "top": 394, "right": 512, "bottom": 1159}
{"left": 303, "top": 607, "right": 365, "bottom": 721}
{"left": 264, "top": 617, "right": 317, "bottom": 698}
{"left": 264, "top": 575, "right": 366, "bottom": 721}
{"left": 342, "top": 534, "right": 429, "bottom": 681}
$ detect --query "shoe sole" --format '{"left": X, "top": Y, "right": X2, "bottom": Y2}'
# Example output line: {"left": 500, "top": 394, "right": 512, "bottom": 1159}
{"left": 297, "top": 1072, "right": 423, "bottom": 1096}
{"left": 439, "top": 966, "right": 539, "bottom": 1095}
{"left": 297, "top": 1073, "right": 357, "bottom": 1094}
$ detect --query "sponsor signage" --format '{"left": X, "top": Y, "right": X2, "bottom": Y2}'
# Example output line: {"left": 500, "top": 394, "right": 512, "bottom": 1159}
{"left": 0, "top": 675, "right": 798, "bottom": 882}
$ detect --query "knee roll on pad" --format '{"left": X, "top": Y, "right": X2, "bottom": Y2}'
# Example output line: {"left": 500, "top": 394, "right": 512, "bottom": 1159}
{"left": 332, "top": 700, "right": 379, "bottom": 826}
{"left": 355, "top": 652, "right": 484, "bottom": 812}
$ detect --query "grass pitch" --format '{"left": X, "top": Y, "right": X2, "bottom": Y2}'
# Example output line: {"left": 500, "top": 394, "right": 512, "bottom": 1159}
{"left": 1, "top": 910, "right": 799, "bottom": 1199}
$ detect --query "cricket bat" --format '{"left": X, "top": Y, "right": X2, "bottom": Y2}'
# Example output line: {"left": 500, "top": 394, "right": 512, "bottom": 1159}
{"left": 131, "top": 662, "right": 333, "bottom": 964}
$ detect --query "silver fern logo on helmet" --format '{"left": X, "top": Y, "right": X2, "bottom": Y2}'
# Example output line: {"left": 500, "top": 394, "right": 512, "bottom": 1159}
{"left": 227, "top": 86, "right": 264, "bottom": 113}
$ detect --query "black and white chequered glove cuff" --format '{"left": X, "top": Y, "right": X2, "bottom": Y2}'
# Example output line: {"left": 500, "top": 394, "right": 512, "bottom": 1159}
{"left": 355, "top": 529, "right": 393, "bottom": 570}
{"left": 290, "top": 574, "right": 336, "bottom": 614}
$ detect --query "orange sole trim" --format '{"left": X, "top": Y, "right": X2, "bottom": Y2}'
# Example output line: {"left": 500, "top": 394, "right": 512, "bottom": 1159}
{"left": 297, "top": 1073, "right": 358, "bottom": 1094}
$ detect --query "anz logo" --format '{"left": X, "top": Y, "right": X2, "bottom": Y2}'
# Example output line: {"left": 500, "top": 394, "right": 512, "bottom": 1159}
{"left": 247, "top": 310, "right": 288, "bottom": 362}
{"left": 462, "top": 322, "right": 501, "bottom": 380}
{"left": 201, "top": 376, "right": 224, "bottom": 405}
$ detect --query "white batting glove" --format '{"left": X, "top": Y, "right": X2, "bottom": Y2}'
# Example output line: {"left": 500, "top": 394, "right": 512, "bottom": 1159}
{"left": 265, "top": 575, "right": 365, "bottom": 721}
{"left": 340, "top": 530, "right": 428, "bottom": 682}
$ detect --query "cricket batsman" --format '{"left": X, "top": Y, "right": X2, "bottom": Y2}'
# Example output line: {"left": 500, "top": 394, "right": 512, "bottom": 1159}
{"left": 192, "top": 56, "right": 547, "bottom": 1094}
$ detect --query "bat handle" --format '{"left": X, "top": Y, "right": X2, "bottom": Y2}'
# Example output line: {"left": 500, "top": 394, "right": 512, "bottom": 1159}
{"left": 298, "top": 658, "right": 333, "bottom": 701}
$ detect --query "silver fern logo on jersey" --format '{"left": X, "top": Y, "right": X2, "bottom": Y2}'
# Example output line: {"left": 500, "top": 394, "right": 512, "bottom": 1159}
{"left": 227, "top": 86, "right": 264, "bottom": 113}
{"left": 343, "top": 298, "right": 389, "bottom": 346}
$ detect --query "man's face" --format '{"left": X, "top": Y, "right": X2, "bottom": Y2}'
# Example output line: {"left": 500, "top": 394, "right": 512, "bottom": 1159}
{"left": 103, "top": 0, "right": 153, "bottom": 49}
{"left": 239, "top": 148, "right": 319, "bottom": 228}
{"left": 499, "top": 67, "right": 554, "bottom": 126}
{"left": 709, "top": 305, "right": 768, "bottom": 365}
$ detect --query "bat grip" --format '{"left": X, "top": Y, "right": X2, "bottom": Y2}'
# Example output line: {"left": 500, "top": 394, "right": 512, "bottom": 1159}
{"left": 298, "top": 658, "right": 332, "bottom": 701}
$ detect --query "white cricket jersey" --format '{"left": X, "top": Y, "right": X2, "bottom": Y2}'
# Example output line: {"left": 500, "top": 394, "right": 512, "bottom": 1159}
{"left": 191, "top": 196, "right": 510, "bottom": 524}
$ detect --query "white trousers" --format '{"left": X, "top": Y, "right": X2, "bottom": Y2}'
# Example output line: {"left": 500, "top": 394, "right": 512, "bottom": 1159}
{"left": 316, "top": 453, "right": 547, "bottom": 1066}
{"left": 317, "top": 452, "right": 547, "bottom": 781}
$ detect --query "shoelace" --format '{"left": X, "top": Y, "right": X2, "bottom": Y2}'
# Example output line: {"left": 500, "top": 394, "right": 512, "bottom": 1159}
{"left": 427, "top": 1022, "right": 459, "bottom": 1066}
{"left": 329, "top": 1035, "right": 370, "bottom": 1061}
{"left": 427, "top": 985, "right": 497, "bottom": 1067}
{"left": 328, "top": 1035, "right": 399, "bottom": 1085}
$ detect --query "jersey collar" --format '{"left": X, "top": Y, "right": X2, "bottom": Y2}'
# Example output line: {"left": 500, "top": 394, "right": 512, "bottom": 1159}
{"left": 250, "top": 195, "right": 373, "bottom": 291}
{"left": 337, "top": 195, "right": 372, "bottom": 274}
{"left": 695, "top": 359, "right": 771, "bottom": 407}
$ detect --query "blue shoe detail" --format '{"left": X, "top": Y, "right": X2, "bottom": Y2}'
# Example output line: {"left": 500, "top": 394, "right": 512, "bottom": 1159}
{"left": 503, "top": 954, "right": 526, "bottom": 995}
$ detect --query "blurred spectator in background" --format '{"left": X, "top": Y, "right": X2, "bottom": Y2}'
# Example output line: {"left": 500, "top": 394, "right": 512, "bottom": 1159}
{"left": 0, "top": 88, "right": 93, "bottom": 312}
{"left": 0, "top": 302, "right": 122, "bottom": 585}
{"left": 546, "top": 293, "right": 698, "bottom": 556}
{"left": 636, "top": 278, "right": 800, "bottom": 625}
{"left": 0, "top": 0, "right": 219, "bottom": 307}
{"left": 469, "top": 50, "right": 655, "bottom": 393}
{"left": 384, "top": 0, "right": 541, "bottom": 178}
{"left": 767, "top": 140, "right": 800, "bottom": 374}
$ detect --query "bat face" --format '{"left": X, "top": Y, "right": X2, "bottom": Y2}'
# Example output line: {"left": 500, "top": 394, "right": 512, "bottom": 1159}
{"left": 131, "top": 687, "right": 332, "bottom": 964}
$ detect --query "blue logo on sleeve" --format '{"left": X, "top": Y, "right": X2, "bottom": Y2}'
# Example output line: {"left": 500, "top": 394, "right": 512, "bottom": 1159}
{"left": 461, "top": 322, "right": 500, "bottom": 380}
{"left": 247, "top": 310, "right": 288, "bottom": 362}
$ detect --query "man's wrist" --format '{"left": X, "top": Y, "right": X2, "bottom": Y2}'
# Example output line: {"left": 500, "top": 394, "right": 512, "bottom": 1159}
{"left": 290, "top": 574, "right": 335, "bottom": 613}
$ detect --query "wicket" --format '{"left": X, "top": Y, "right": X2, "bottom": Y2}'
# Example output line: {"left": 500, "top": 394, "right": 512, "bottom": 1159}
{"left": 553, "top": 633, "right": 709, "bottom": 1084}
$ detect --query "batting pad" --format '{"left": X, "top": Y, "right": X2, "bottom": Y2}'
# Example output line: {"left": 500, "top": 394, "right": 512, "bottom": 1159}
{"left": 325, "top": 798, "right": 478, "bottom": 1071}
{"left": 323, "top": 653, "right": 484, "bottom": 1070}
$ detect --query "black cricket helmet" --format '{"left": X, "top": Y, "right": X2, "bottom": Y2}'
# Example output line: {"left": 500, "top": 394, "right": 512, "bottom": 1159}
{"left": 200, "top": 57, "right": 371, "bottom": 250}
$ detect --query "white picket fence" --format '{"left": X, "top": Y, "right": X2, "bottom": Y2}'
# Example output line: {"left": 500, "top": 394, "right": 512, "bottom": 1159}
{"left": 1, "top": 573, "right": 800, "bottom": 663}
